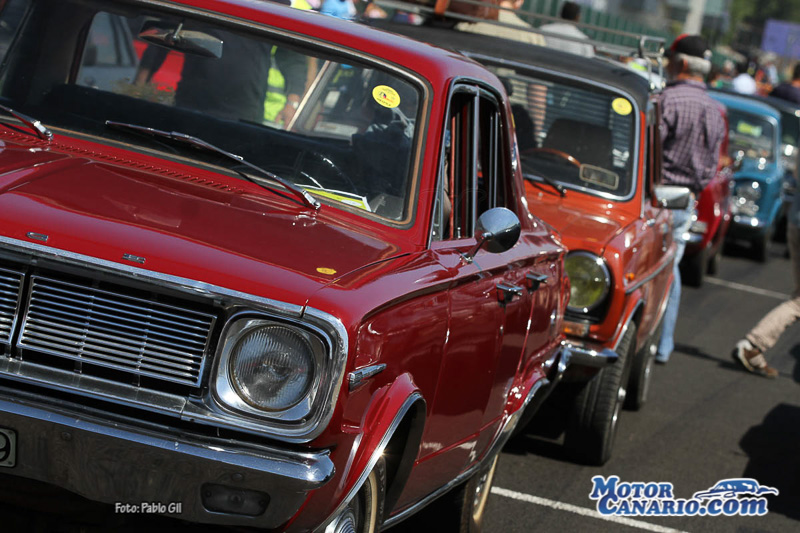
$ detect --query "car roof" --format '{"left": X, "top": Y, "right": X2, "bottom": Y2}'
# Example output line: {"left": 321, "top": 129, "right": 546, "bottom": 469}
{"left": 366, "top": 19, "right": 652, "bottom": 110}
{"left": 168, "top": 0, "right": 504, "bottom": 90}
{"left": 710, "top": 87, "right": 800, "bottom": 116}
{"left": 709, "top": 90, "right": 782, "bottom": 119}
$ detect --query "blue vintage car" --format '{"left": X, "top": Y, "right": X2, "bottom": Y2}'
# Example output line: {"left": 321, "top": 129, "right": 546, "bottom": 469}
{"left": 710, "top": 91, "right": 784, "bottom": 261}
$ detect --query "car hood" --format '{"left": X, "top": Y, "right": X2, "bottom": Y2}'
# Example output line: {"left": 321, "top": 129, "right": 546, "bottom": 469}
{"left": 735, "top": 158, "right": 780, "bottom": 181}
{"left": 529, "top": 194, "right": 631, "bottom": 253}
{"left": 0, "top": 142, "right": 408, "bottom": 307}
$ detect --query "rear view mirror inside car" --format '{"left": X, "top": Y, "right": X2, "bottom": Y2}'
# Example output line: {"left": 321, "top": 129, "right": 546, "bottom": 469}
{"left": 579, "top": 164, "right": 619, "bottom": 190}
{"left": 138, "top": 21, "right": 223, "bottom": 58}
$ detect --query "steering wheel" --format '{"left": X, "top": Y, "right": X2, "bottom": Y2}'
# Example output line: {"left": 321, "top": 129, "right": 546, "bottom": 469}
{"left": 523, "top": 147, "right": 581, "bottom": 168}
{"left": 300, "top": 150, "right": 358, "bottom": 192}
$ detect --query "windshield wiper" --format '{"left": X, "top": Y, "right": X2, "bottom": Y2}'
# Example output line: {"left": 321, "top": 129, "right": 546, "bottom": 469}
{"left": 523, "top": 171, "right": 566, "bottom": 197}
{"left": 106, "top": 121, "right": 320, "bottom": 210}
{"left": 0, "top": 103, "right": 52, "bottom": 141}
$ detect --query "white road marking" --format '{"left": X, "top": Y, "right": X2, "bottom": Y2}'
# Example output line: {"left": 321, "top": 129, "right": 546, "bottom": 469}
{"left": 491, "top": 487, "right": 690, "bottom": 533}
{"left": 705, "top": 277, "right": 789, "bottom": 301}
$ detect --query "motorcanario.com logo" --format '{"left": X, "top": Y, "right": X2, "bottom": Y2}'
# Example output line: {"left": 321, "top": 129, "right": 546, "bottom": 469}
{"left": 589, "top": 476, "right": 779, "bottom": 517}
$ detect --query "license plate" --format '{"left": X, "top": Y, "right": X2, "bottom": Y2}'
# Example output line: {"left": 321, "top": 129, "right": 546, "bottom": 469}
{"left": 0, "top": 428, "right": 16, "bottom": 467}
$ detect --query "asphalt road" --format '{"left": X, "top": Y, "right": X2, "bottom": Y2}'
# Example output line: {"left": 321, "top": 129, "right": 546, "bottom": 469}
{"left": 1, "top": 242, "right": 799, "bottom": 533}
{"left": 483, "top": 241, "right": 800, "bottom": 533}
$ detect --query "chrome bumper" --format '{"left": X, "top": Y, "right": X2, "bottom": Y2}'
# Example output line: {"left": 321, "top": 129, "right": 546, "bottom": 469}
{"left": 732, "top": 214, "right": 767, "bottom": 229}
{"left": 562, "top": 341, "right": 618, "bottom": 368}
{"left": 684, "top": 232, "right": 704, "bottom": 245}
{"left": 0, "top": 391, "right": 333, "bottom": 528}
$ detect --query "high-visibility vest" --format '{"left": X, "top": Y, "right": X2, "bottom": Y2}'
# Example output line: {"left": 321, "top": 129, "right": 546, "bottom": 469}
{"left": 263, "top": 0, "right": 312, "bottom": 123}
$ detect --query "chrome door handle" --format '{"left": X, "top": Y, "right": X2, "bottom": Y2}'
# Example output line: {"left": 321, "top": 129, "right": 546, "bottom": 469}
{"left": 496, "top": 283, "right": 524, "bottom": 304}
{"left": 526, "top": 273, "right": 548, "bottom": 292}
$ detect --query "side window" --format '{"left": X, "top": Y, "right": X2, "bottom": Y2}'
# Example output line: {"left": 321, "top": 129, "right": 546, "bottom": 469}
{"left": 0, "top": 0, "right": 29, "bottom": 62}
{"left": 432, "top": 87, "right": 507, "bottom": 242}
{"left": 477, "top": 92, "right": 506, "bottom": 214}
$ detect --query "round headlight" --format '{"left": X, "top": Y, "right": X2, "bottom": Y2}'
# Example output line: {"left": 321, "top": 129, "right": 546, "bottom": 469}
{"left": 565, "top": 252, "right": 610, "bottom": 312}
{"left": 229, "top": 325, "right": 315, "bottom": 411}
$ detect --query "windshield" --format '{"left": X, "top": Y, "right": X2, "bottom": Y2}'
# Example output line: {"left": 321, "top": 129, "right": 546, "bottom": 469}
{"left": 780, "top": 110, "right": 799, "bottom": 147}
{"left": 484, "top": 65, "right": 636, "bottom": 199}
{"left": 0, "top": 0, "right": 422, "bottom": 223}
{"left": 727, "top": 109, "right": 775, "bottom": 162}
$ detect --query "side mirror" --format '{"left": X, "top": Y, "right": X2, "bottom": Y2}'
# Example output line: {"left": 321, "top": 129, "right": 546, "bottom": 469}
{"left": 654, "top": 185, "right": 692, "bottom": 210}
{"left": 462, "top": 207, "right": 521, "bottom": 262}
{"left": 138, "top": 21, "right": 223, "bottom": 59}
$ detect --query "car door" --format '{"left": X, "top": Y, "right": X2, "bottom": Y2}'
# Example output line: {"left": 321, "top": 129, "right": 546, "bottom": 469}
{"left": 425, "top": 85, "right": 537, "bottom": 470}
{"left": 640, "top": 100, "right": 673, "bottom": 334}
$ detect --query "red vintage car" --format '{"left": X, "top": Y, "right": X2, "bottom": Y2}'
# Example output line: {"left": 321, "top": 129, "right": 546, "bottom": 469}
{"left": 0, "top": 0, "right": 570, "bottom": 531}
{"left": 370, "top": 13, "right": 690, "bottom": 465}
{"left": 680, "top": 106, "right": 732, "bottom": 286}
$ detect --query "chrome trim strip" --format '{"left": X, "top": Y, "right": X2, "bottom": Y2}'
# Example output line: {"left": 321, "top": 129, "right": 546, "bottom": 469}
{"left": 0, "top": 235, "right": 304, "bottom": 316}
{"left": 624, "top": 248, "right": 675, "bottom": 294}
{"left": 0, "top": 265, "right": 24, "bottom": 347}
{"left": 348, "top": 364, "right": 387, "bottom": 391}
{"left": 562, "top": 341, "right": 618, "bottom": 368}
{"left": 320, "top": 392, "right": 423, "bottom": 533}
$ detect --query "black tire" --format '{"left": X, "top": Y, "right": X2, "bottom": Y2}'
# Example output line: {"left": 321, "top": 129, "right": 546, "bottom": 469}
{"left": 425, "top": 454, "right": 499, "bottom": 533}
{"left": 625, "top": 318, "right": 662, "bottom": 411}
{"left": 681, "top": 248, "right": 705, "bottom": 287}
{"left": 707, "top": 244, "right": 721, "bottom": 275}
{"left": 565, "top": 322, "right": 636, "bottom": 466}
{"left": 753, "top": 225, "right": 773, "bottom": 262}
{"left": 331, "top": 457, "right": 386, "bottom": 533}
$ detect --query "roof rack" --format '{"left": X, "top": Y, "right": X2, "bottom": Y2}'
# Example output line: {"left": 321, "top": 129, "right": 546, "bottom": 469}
{"left": 372, "top": 0, "right": 666, "bottom": 90}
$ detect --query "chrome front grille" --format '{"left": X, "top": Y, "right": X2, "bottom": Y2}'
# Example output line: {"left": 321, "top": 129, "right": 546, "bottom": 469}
{"left": 18, "top": 276, "right": 215, "bottom": 387}
{"left": 0, "top": 266, "right": 24, "bottom": 345}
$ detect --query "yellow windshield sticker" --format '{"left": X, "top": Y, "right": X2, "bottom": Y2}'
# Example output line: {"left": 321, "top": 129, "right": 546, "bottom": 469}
{"left": 612, "top": 97, "right": 632, "bottom": 116}
{"left": 372, "top": 85, "right": 400, "bottom": 109}
{"left": 736, "top": 121, "right": 763, "bottom": 137}
{"left": 316, "top": 267, "right": 337, "bottom": 275}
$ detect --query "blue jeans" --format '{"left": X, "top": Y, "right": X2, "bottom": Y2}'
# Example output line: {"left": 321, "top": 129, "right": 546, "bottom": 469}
{"left": 656, "top": 202, "right": 694, "bottom": 362}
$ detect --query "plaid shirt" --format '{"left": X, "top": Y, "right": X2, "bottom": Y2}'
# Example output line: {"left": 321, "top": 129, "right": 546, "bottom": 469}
{"left": 659, "top": 79, "right": 726, "bottom": 194}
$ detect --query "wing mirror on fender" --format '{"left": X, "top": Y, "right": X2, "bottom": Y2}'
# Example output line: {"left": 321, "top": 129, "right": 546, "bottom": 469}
{"left": 654, "top": 185, "right": 692, "bottom": 210}
{"left": 462, "top": 207, "right": 521, "bottom": 263}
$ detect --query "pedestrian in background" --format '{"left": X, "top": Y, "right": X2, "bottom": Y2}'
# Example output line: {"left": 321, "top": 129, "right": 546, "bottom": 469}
{"left": 733, "top": 167, "right": 800, "bottom": 378}
{"left": 538, "top": 1, "right": 594, "bottom": 57}
{"left": 770, "top": 63, "right": 800, "bottom": 105}
{"left": 656, "top": 34, "right": 726, "bottom": 364}
{"left": 732, "top": 60, "right": 757, "bottom": 95}
{"left": 455, "top": 0, "right": 546, "bottom": 46}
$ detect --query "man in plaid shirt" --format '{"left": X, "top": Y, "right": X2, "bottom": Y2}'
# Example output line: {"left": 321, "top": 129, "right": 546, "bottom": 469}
{"left": 656, "top": 34, "right": 726, "bottom": 364}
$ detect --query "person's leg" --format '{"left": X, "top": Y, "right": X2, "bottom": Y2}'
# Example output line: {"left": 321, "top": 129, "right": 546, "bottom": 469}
{"left": 745, "top": 296, "right": 800, "bottom": 353}
{"left": 734, "top": 223, "right": 800, "bottom": 377}
{"left": 656, "top": 203, "right": 692, "bottom": 363}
